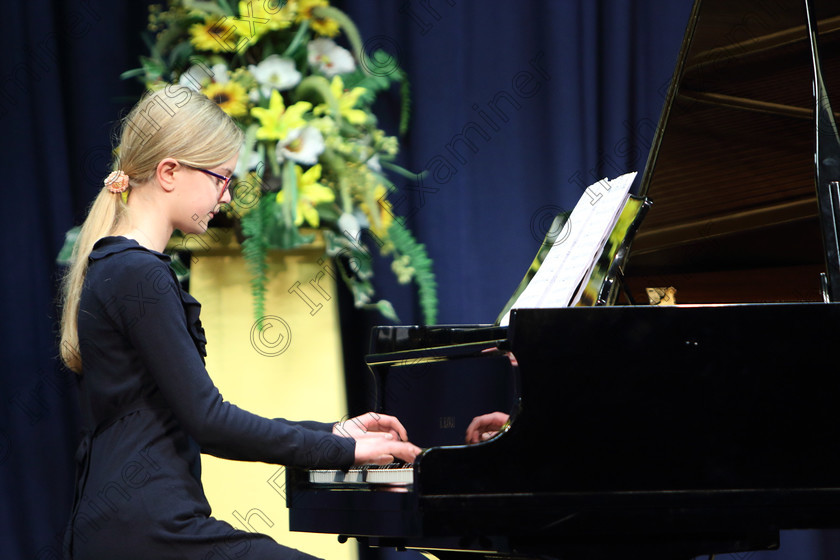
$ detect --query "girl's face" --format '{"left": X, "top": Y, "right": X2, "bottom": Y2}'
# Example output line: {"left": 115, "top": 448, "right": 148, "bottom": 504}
{"left": 172, "top": 156, "right": 237, "bottom": 234}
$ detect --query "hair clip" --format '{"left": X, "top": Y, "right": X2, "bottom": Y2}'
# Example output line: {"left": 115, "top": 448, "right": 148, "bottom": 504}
{"left": 104, "top": 170, "right": 130, "bottom": 194}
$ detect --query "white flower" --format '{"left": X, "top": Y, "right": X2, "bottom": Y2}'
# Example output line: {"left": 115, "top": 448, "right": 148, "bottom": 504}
{"left": 351, "top": 209, "right": 370, "bottom": 229}
{"left": 237, "top": 148, "right": 263, "bottom": 175}
{"left": 339, "top": 212, "right": 362, "bottom": 242}
{"left": 276, "top": 126, "right": 325, "bottom": 165}
{"left": 179, "top": 63, "right": 230, "bottom": 91}
{"left": 307, "top": 38, "right": 356, "bottom": 77}
{"left": 365, "top": 154, "right": 382, "bottom": 172}
{"left": 249, "top": 55, "right": 301, "bottom": 95}
{"left": 210, "top": 63, "right": 229, "bottom": 84}
{"left": 179, "top": 63, "right": 216, "bottom": 91}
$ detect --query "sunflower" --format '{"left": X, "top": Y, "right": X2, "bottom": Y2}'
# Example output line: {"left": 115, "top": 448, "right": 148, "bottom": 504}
{"left": 203, "top": 81, "right": 250, "bottom": 118}
{"left": 296, "top": 0, "right": 340, "bottom": 37}
{"left": 189, "top": 17, "right": 239, "bottom": 53}
{"left": 236, "top": 0, "right": 297, "bottom": 42}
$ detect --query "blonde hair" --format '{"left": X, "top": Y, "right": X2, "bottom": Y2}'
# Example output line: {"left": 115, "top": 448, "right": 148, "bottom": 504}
{"left": 59, "top": 84, "right": 243, "bottom": 373}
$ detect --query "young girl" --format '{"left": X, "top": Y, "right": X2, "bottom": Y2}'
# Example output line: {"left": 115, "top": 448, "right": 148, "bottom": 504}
{"left": 59, "top": 85, "right": 420, "bottom": 560}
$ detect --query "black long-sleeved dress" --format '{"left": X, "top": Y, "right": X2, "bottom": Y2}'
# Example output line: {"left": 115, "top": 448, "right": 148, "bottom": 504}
{"left": 63, "top": 236, "right": 355, "bottom": 559}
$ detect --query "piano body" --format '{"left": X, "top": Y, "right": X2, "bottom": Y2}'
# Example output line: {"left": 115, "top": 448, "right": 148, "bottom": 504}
{"left": 286, "top": 1, "right": 840, "bottom": 558}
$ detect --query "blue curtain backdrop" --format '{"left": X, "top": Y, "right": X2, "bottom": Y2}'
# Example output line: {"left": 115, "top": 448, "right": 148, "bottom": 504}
{"left": 1, "top": 1, "right": 837, "bottom": 559}
{"left": 340, "top": 0, "right": 692, "bottom": 325}
{"left": 1, "top": 1, "right": 151, "bottom": 559}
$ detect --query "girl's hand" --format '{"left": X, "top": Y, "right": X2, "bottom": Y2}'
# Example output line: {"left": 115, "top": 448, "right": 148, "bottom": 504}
{"left": 465, "top": 412, "right": 510, "bottom": 444}
{"left": 333, "top": 412, "right": 421, "bottom": 465}
{"left": 352, "top": 433, "right": 422, "bottom": 465}
{"left": 333, "top": 412, "right": 409, "bottom": 442}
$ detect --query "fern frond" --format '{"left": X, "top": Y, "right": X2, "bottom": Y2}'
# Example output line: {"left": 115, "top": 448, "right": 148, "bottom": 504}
{"left": 240, "top": 195, "right": 272, "bottom": 322}
{"left": 398, "top": 69, "right": 411, "bottom": 137}
{"left": 387, "top": 221, "right": 438, "bottom": 324}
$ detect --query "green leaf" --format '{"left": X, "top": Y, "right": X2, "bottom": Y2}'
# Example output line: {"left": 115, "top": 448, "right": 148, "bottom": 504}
{"left": 282, "top": 19, "right": 311, "bottom": 58}
{"left": 240, "top": 195, "right": 272, "bottom": 321}
{"left": 380, "top": 160, "right": 426, "bottom": 181}
{"left": 369, "top": 299, "right": 400, "bottom": 322}
{"left": 168, "top": 40, "right": 195, "bottom": 70}
{"left": 168, "top": 252, "right": 190, "bottom": 283}
{"left": 140, "top": 56, "right": 166, "bottom": 82}
{"left": 280, "top": 159, "right": 298, "bottom": 231}
{"left": 120, "top": 67, "right": 147, "bottom": 80}
{"left": 398, "top": 69, "right": 411, "bottom": 136}
{"left": 141, "top": 31, "right": 158, "bottom": 55}
{"left": 236, "top": 124, "right": 260, "bottom": 179}
{"left": 266, "top": 219, "right": 314, "bottom": 249}
{"left": 217, "top": 0, "right": 234, "bottom": 16}
{"left": 56, "top": 226, "right": 81, "bottom": 265}
{"left": 295, "top": 75, "right": 339, "bottom": 119}
{"left": 183, "top": 0, "right": 230, "bottom": 17}
{"left": 342, "top": 62, "right": 394, "bottom": 102}
{"left": 315, "top": 203, "right": 340, "bottom": 224}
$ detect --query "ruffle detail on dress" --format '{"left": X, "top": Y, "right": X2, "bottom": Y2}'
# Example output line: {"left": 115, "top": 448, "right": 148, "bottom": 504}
{"left": 179, "top": 288, "right": 208, "bottom": 361}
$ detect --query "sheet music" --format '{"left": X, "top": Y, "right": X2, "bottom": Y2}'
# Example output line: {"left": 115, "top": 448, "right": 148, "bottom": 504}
{"left": 499, "top": 172, "right": 636, "bottom": 326}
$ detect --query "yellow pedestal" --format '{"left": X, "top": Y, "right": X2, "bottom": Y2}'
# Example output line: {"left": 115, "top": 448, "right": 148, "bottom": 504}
{"left": 179, "top": 229, "right": 354, "bottom": 560}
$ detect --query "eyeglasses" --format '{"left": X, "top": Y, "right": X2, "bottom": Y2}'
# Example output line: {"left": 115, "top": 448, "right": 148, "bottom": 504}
{"left": 182, "top": 163, "right": 233, "bottom": 201}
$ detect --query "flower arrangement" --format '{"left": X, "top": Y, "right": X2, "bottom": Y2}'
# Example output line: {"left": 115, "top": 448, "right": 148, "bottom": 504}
{"left": 124, "top": 0, "right": 437, "bottom": 323}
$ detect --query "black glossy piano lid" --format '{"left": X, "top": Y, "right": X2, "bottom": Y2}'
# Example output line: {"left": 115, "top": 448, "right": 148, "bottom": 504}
{"left": 624, "top": 0, "right": 840, "bottom": 304}
{"left": 505, "top": 303, "right": 840, "bottom": 491}
{"left": 416, "top": 303, "right": 840, "bottom": 498}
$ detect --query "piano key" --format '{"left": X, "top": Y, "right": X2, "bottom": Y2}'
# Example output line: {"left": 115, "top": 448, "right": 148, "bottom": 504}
{"left": 364, "top": 464, "right": 414, "bottom": 485}
{"left": 308, "top": 464, "right": 414, "bottom": 485}
{"left": 308, "top": 468, "right": 365, "bottom": 484}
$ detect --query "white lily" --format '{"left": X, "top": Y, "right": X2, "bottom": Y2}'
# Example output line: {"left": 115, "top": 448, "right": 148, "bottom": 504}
{"left": 339, "top": 212, "right": 362, "bottom": 243}
{"left": 249, "top": 55, "right": 301, "bottom": 96}
{"left": 276, "top": 126, "right": 326, "bottom": 165}
{"left": 210, "top": 63, "right": 229, "bottom": 84}
{"left": 179, "top": 62, "right": 224, "bottom": 91}
{"left": 307, "top": 38, "right": 356, "bottom": 77}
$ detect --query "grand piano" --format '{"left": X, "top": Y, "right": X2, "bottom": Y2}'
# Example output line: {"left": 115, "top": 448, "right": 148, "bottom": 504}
{"left": 286, "top": 0, "right": 840, "bottom": 558}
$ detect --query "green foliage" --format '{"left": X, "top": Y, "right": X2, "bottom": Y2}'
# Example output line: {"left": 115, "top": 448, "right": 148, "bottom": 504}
{"left": 239, "top": 196, "right": 272, "bottom": 321}
{"left": 398, "top": 70, "right": 411, "bottom": 137}
{"left": 115, "top": 0, "right": 437, "bottom": 325}
{"left": 387, "top": 221, "right": 438, "bottom": 325}
{"left": 56, "top": 226, "right": 81, "bottom": 266}
{"left": 342, "top": 60, "right": 394, "bottom": 102}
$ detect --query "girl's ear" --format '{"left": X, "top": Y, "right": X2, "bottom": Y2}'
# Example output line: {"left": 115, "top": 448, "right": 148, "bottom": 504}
{"left": 156, "top": 158, "right": 180, "bottom": 193}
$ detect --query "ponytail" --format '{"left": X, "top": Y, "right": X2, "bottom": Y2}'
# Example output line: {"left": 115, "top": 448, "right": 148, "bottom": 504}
{"left": 59, "top": 187, "right": 129, "bottom": 372}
